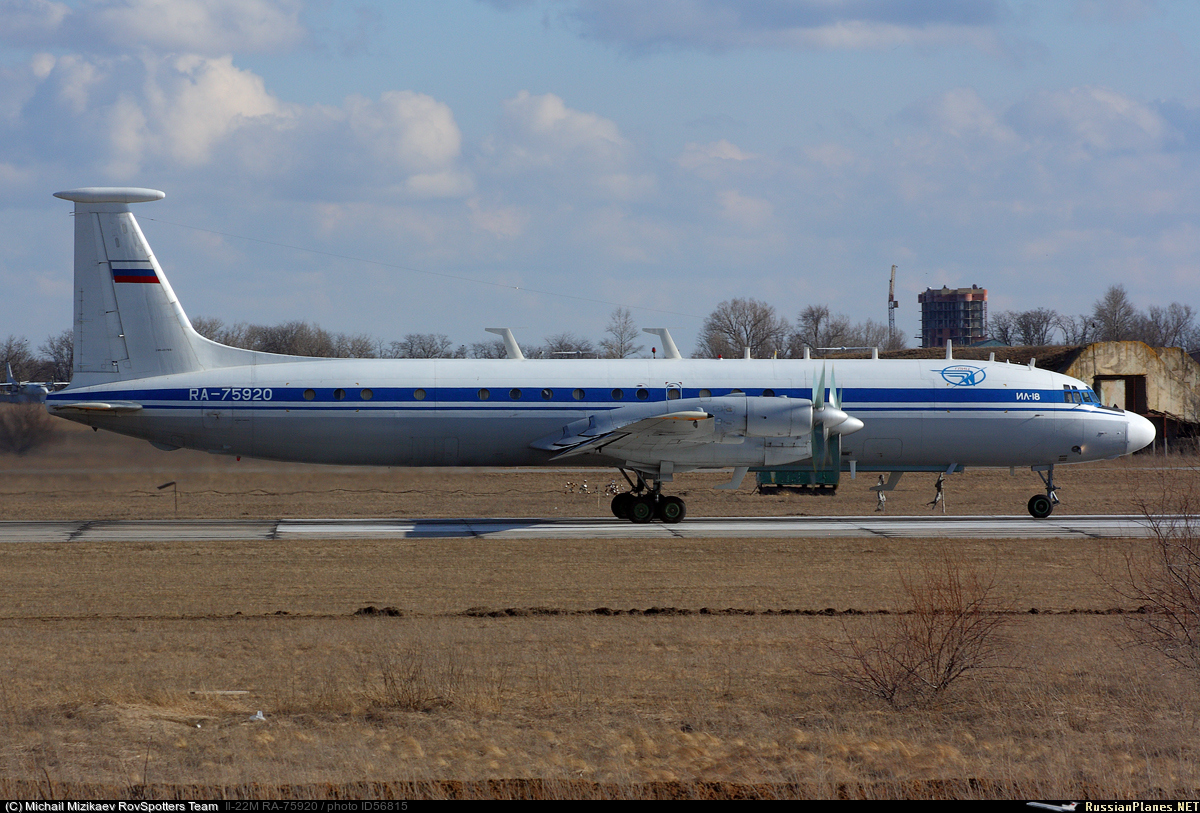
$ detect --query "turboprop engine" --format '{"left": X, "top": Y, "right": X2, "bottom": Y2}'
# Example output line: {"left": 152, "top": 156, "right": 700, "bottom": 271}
{"left": 708, "top": 395, "right": 814, "bottom": 438}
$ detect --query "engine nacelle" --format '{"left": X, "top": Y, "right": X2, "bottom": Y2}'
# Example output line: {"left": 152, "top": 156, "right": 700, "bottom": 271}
{"left": 709, "top": 395, "right": 813, "bottom": 438}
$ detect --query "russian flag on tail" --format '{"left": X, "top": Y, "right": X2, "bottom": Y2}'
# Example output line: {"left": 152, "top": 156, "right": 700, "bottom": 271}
{"left": 112, "top": 266, "right": 158, "bottom": 283}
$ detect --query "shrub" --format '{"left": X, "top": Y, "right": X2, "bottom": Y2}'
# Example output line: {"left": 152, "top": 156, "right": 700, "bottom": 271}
{"left": 0, "top": 404, "right": 56, "bottom": 455}
{"left": 817, "top": 552, "right": 1013, "bottom": 708}
{"left": 1116, "top": 472, "right": 1200, "bottom": 671}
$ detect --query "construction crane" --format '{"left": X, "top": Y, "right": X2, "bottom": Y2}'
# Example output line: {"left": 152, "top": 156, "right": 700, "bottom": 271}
{"left": 888, "top": 264, "right": 899, "bottom": 347}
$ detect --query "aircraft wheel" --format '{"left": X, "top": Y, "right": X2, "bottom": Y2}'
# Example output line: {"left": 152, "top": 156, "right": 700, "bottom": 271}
{"left": 611, "top": 493, "right": 634, "bottom": 519}
{"left": 657, "top": 496, "right": 686, "bottom": 524}
{"left": 1028, "top": 494, "right": 1053, "bottom": 519}
{"left": 628, "top": 496, "right": 656, "bottom": 524}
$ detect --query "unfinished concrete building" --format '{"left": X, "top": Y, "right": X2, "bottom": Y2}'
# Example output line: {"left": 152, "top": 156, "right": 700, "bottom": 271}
{"left": 918, "top": 285, "right": 988, "bottom": 348}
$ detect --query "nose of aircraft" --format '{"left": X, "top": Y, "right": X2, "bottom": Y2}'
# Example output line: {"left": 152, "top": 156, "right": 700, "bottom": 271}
{"left": 1126, "top": 412, "right": 1156, "bottom": 454}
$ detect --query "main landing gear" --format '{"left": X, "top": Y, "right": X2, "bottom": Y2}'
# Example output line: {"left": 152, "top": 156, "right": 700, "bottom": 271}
{"left": 610, "top": 469, "right": 687, "bottom": 524}
{"left": 1028, "top": 465, "right": 1060, "bottom": 519}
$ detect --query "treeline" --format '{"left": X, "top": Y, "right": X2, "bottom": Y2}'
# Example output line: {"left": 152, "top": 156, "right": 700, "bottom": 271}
{"left": 992, "top": 285, "right": 1200, "bottom": 350}
{"left": 1, "top": 331, "right": 72, "bottom": 383}
{"left": 692, "top": 300, "right": 906, "bottom": 359}
{"left": 189, "top": 308, "right": 646, "bottom": 360}
{"left": 6, "top": 284, "right": 1195, "bottom": 381}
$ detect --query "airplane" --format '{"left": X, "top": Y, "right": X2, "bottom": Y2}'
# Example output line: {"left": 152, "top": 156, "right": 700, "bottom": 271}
{"left": 1, "top": 363, "right": 67, "bottom": 405}
{"left": 45, "top": 187, "right": 1156, "bottom": 522}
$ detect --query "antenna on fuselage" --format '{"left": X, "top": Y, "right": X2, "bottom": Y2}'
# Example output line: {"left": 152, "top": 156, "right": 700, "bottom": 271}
{"left": 642, "top": 328, "right": 681, "bottom": 360}
{"left": 945, "top": 339, "right": 953, "bottom": 360}
{"left": 485, "top": 328, "right": 525, "bottom": 360}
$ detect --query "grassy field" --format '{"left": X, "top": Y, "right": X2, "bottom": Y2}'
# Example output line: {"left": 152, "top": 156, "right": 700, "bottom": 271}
{"left": 0, "top": 418, "right": 1198, "bottom": 799}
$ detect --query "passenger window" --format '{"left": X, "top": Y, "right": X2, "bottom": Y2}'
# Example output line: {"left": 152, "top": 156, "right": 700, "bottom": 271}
{"left": 479, "top": 388, "right": 490, "bottom": 400}
{"left": 509, "top": 388, "right": 522, "bottom": 400}
{"left": 542, "top": 388, "right": 553, "bottom": 400}
{"left": 611, "top": 388, "right": 623, "bottom": 400}
{"left": 303, "top": 389, "right": 315, "bottom": 401}
{"left": 361, "top": 388, "right": 373, "bottom": 400}
{"left": 573, "top": 388, "right": 585, "bottom": 400}
{"left": 414, "top": 389, "right": 426, "bottom": 401}
{"left": 667, "top": 388, "right": 681, "bottom": 400}
{"left": 763, "top": 389, "right": 775, "bottom": 397}
{"left": 699, "top": 389, "right": 711, "bottom": 398}
{"left": 334, "top": 388, "right": 345, "bottom": 401}
{"left": 636, "top": 388, "right": 649, "bottom": 401}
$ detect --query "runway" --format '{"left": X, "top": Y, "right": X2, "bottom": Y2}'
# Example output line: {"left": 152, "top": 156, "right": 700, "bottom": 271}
{"left": 0, "top": 514, "right": 1176, "bottom": 543}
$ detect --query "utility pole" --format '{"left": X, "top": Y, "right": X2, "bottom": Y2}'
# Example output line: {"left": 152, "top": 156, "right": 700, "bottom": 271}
{"left": 888, "top": 264, "right": 899, "bottom": 348}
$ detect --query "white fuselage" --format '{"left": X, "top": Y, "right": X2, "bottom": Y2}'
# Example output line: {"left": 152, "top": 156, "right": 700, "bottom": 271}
{"left": 47, "top": 355, "right": 1147, "bottom": 471}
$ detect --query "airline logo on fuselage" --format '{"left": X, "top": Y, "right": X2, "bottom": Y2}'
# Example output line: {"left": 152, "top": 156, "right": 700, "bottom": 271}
{"left": 937, "top": 365, "right": 986, "bottom": 387}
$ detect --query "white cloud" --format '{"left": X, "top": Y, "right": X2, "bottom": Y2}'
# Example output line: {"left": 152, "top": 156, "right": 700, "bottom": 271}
{"left": 0, "top": 0, "right": 68, "bottom": 45}
{"left": 904, "top": 87, "right": 1018, "bottom": 144}
{"left": 0, "top": 0, "right": 305, "bottom": 53}
{"left": 346, "top": 91, "right": 463, "bottom": 175}
{"left": 678, "top": 139, "right": 759, "bottom": 170}
{"left": 91, "top": 0, "right": 304, "bottom": 54}
{"left": 719, "top": 189, "right": 773, "bottom": 230}
{"left": 496, "top": 90, "right": 629, "bottom": 168}
{"left": 1009, "top": 86, "right": 1177, "bottom": 156}
{"left": 485, "top": 90, "right": 651, "bottom": 200}
{"left": 550, "top": 0, "right": 1009, "bottom": 54}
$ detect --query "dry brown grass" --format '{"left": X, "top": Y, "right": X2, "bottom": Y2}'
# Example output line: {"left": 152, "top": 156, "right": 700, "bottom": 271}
{"left": 1, "top": 422, "right": 1199, "bottom": 798}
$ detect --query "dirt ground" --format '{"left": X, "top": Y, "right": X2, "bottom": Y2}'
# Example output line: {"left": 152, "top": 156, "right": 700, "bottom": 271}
{"left": 1, "top": 420, "right": 1199, "bottom": 799}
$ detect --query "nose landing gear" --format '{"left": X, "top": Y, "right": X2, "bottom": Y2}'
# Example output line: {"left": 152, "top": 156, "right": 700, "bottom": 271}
{"left": 610, "top": 469, "right": 688, "bottom": 524}
{"left": 1028, "top": 465, "right": 1060, "bottom": 518}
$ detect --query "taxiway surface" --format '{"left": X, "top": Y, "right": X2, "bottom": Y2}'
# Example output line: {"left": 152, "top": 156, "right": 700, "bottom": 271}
{"left": 0, "top": 514, "right": 1170, "bottom": 543}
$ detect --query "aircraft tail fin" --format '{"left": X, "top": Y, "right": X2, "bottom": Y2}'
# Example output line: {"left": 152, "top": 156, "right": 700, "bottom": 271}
{"left": 5, "top": 363, "right": 14, "bottom": 387}
{"left": 54, "top": 188, "right": 264, "bottom": 385}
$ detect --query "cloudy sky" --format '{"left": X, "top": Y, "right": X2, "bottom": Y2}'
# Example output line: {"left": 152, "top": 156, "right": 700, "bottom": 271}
{"left": 1, "top": 0, "right": 1197, "bottom": 354}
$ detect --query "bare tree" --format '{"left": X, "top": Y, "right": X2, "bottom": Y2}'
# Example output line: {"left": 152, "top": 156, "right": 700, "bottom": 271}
{"left": 1092, "top": 285, "right": 1141, "bottom": 342}
{"left": 542, "top": 332, "right": 596, "bottom": 359}
{"left": 1057, "top": 313, "right": 1097, "bottom": 345}
{"left": 694, "top": 298, "right": 790, "bottom": 359}
{"left": 600, "top": 307, "right": 643, "bottom": 358}
{"left": 384, "top": 333, "right": 459, "bottom": 359}
{"left": 990, "top": 309, "right": 1059, "bottom": 346}
{"left": 1, "top": 335, "right": 35, "bottom": 381}
{"left": 794, "top": 305, "right": 852, "bottom": 350}
{"left": 468, "top": 339, "right": 508, "bottom": 359}
{"left": 1014, "top": 308, "right": 1060, "bottom": 346}
{"left": 990, "top": 311, "right": 1017, "bottom": 345}
{"left": 331, "top": 333, "right": 378, "bottom": 359}
{"left": 847, "top": 318, "right": 903, "bottom": 350}
{"left": 38, "top": 329, "right": 73, "bottom": 382}
{"left": 1141, "top": 303, "right": 1198, "bottom": 350}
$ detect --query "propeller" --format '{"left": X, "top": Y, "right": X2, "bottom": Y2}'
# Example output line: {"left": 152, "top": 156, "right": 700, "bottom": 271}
{"left": 811, "top": 366, "right": 864, "bottom": 470}
{"left": 813, "top": 367, "right": 864, "bottom": 437}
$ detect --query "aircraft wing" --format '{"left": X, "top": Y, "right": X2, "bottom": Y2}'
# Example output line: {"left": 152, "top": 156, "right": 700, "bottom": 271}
{"left": 542, "top": 409, "right": 714, "bottom": 461}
